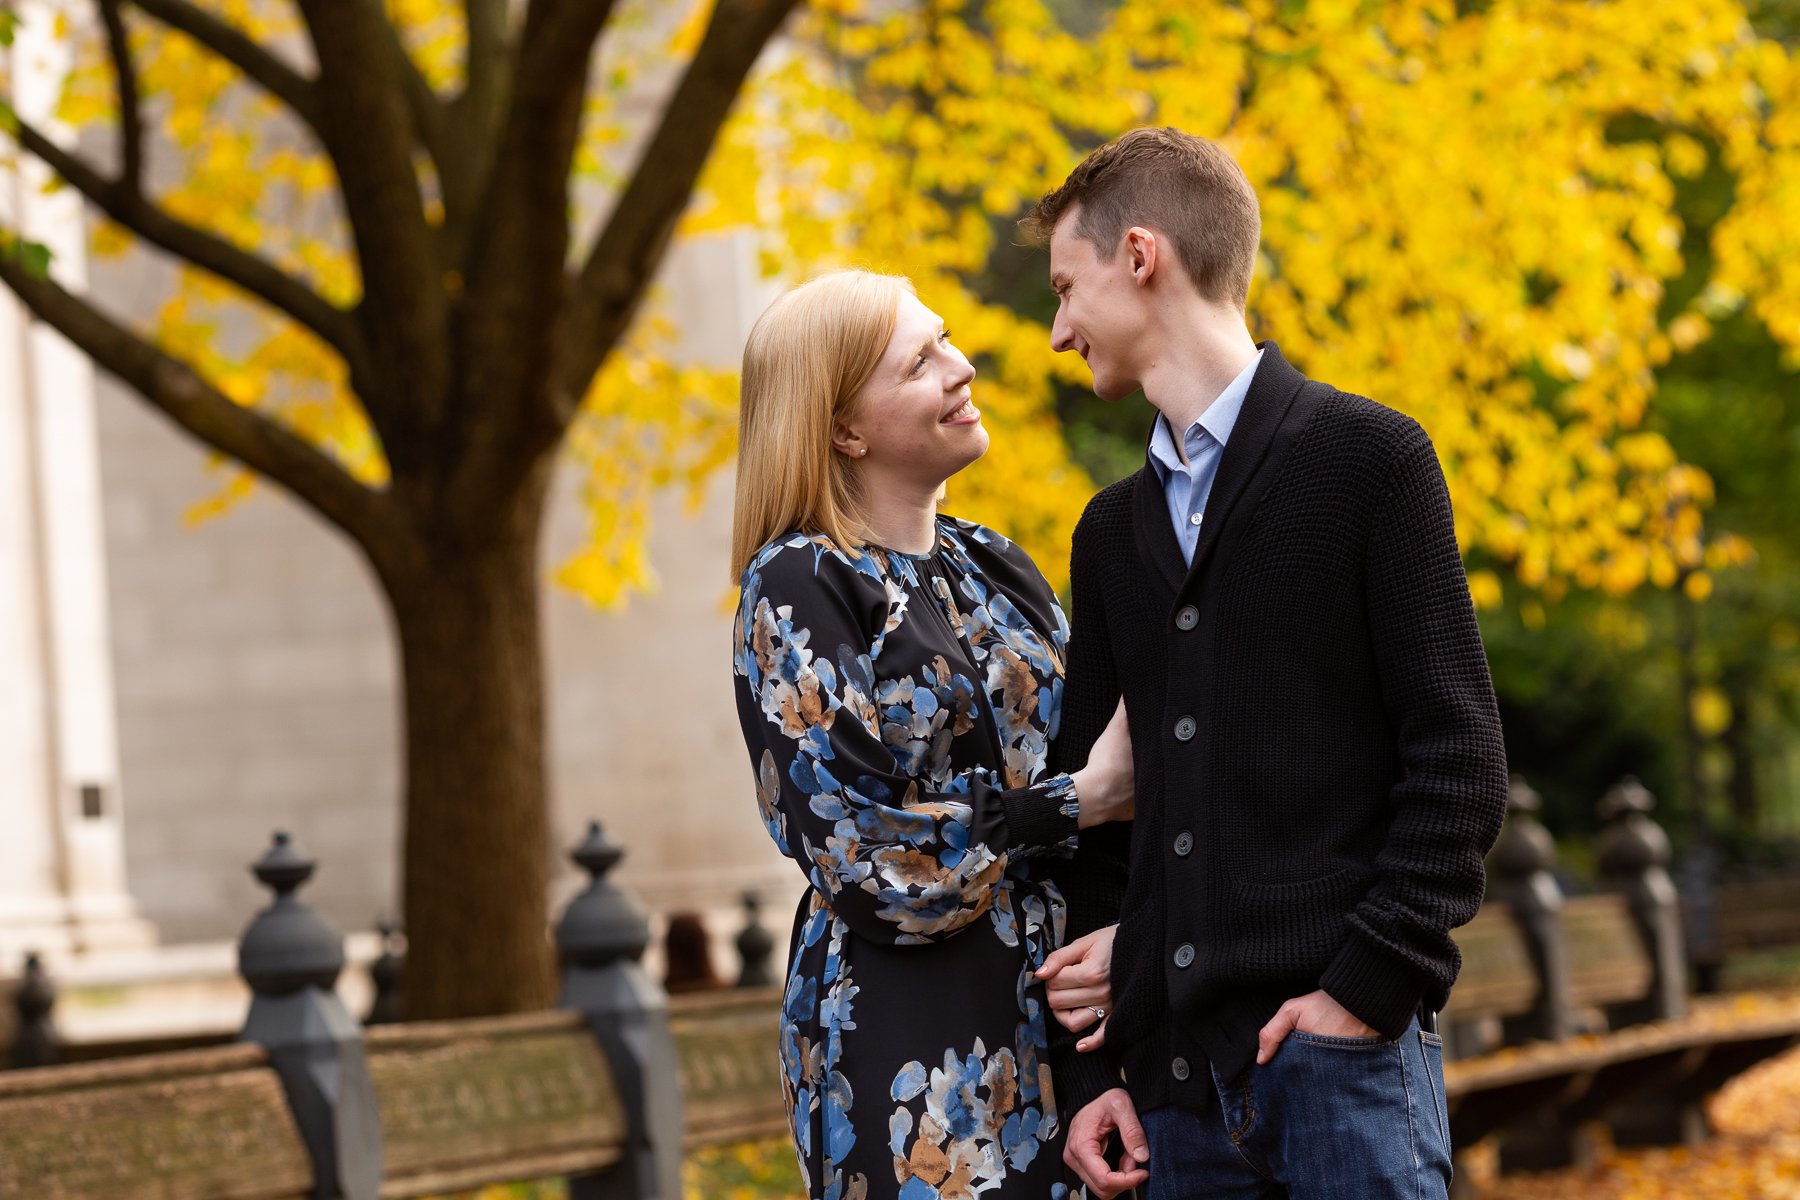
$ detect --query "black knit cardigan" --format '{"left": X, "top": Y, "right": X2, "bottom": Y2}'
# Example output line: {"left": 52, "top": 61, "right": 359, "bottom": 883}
{"left": 1043, "top": 342, "right": 1509, "bottom": 1121}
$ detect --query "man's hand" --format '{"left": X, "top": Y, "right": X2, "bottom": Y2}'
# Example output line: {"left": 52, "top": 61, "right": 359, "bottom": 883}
{"left": 1063, "top": 1087, "right": 1149, "bottom": 1198}
{"left": 1255, "top": 989, "right": 1383, "bottom": 1064}
{"left": 1038, "top": 924, "right": 1116, "bottom": 1050}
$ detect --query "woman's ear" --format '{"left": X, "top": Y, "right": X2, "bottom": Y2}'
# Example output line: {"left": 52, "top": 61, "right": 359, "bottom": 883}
{"left": 831, "top": 421, "right": 866, "bottom": 459}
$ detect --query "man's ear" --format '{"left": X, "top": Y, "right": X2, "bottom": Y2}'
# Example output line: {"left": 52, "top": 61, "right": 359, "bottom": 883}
{"left": 1124, "top": 226, "right": 1159, "bottom": 287}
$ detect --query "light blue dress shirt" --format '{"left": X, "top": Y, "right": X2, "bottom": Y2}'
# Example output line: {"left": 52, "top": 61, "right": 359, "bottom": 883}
{"left": 1146, "top": 349, "right": 1264, "bottom": 565}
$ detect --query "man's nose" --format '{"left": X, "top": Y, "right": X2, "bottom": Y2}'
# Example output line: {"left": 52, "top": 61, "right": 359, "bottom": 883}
{"left": 1050, "top": 309, "right": 1074, "bottom": 353}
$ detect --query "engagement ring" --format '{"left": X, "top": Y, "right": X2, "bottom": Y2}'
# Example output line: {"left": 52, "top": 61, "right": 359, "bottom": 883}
{"left": 1089, "top": 1006, "right": 1107, "bottom": 1019}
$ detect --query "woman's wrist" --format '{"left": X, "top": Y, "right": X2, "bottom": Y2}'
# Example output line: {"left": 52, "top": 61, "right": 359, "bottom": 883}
{"left": 1071, "top": 766, "right": 1113, "bottom": 828}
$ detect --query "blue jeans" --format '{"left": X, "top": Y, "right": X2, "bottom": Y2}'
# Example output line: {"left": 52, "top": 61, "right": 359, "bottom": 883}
{"left": 1140, "top": 1017, "right": 1452, "bottom": 1199}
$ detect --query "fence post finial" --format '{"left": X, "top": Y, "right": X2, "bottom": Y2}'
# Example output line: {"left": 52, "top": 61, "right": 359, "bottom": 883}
{"left": 365, "top": 915, "right": 405, "bottom": 1026}
{"left": 239, "top": 831, "right": 383, "bottom": 1200}
{"left": 735, "top": 891, "right": 775, "bottom": 989}
{"left": 8, "top": 952, "right": 59, "bottom": 1070}
{"left": 559, "top": 820, "right": 683, "bottom": 1200}
{"left": 1492, "top": 777, "right": 1573, "bottom": 1043}
{"left": 1597, "top": 778, "right": 1687, "bottom": 1023}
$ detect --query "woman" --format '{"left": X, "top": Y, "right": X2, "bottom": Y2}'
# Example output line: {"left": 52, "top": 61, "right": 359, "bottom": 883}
{"left": 730, "top": 270, "right": 1134, "bottom": 1199}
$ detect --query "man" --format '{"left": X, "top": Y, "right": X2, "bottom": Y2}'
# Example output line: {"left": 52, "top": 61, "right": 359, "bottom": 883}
{"left": 1029, "top": 127, "right": 1509, "bottom": 1199}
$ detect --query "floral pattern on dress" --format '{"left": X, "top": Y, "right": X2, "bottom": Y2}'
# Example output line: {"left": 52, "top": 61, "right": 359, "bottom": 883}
{"left": 734, "top": 517, "right": 1083, "bottom": 1199}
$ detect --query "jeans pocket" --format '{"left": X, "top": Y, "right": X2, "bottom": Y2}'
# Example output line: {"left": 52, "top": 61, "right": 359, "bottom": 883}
{"left": 1287, "top": 1029, "right": 1395, "bottom": 1048}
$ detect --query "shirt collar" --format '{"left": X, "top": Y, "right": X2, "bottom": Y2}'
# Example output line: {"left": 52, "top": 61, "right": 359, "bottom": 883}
{"left": 1148, "top": 348, "right": 1264, "bottom": 479}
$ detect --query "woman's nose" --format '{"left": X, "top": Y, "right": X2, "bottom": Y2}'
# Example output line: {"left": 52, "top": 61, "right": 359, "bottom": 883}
{"left": 950, "top": 350, "right": 976, "bottom": 387}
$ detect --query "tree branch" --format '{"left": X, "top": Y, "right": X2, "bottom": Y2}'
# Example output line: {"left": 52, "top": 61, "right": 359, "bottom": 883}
{"left": 129, "top": 0, "right": 324, "bottom": 135}
{"left": 556, "top": 0, "right": 801, "bottom": 410}
{"left": 515, "top": 0, "right": 614, "bottom": 71}
{"left": 96, "top": 0, "right": 142, "bottom": 187}
{"left": 449, "top": 0, "right": 619, "bottom": 455}
{"left": 291, "top": 0, "right": 451, "bottom": 469}
{"left": 9, "top": 116, "right": 369, "bottom": 372}
{"left": 378, "top": 17, "right": 451, "bottom": 192}
{"left": 440, "top": 0, "right": 509, "bottom": 227}
{"left": 0, "top": 245, "right": 396, "bottom": 554}
{"left": 462, "top": 0, "right": 507, "bottom": 110}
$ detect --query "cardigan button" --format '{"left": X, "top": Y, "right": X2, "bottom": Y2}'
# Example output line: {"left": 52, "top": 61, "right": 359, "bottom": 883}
{"left": 1173, "top": 943, "right": 1195, "bottom": 969}
{"left": 1171, "top": 1056, "right": 1191, "bottom": 1081}
{"left": 1174, "top": 716, "right": 1197, "bottom": 742}
{"left": 1175, "top": 605, "right": 1199, "bottom": 631}
{"left": 1173, "top": 831, "right": 1194, "bottom": 857}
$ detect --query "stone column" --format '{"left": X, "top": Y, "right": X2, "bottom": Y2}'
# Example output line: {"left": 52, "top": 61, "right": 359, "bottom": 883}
{"left": 0, "top": 5, "right": 155, "bottom": 963}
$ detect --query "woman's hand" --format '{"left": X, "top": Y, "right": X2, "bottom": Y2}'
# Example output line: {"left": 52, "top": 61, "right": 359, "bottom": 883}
{"left": 1038, "top": 924, "right": 1117, "bottom": 1051}
{"left": 1072, "top": 698, "right": 1134, "bottom": 828}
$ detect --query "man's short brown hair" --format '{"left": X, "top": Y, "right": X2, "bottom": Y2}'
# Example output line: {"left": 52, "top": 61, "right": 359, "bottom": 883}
{"left": 1023, "top": 127, "right": 1261, "bottom": 311}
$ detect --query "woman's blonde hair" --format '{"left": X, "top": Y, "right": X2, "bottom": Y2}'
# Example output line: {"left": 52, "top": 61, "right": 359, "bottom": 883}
{"left": 730, "top": 270, "right": 915, "bottom": 580}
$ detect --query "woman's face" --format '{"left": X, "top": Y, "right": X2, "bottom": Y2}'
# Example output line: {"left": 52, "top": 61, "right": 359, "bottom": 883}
{"left": 843, "top": 293, "right": 987, "bottom": 489}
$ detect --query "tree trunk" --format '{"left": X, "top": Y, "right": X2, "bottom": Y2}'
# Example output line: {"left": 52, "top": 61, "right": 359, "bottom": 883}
{"left": 379, "top": 474, "right": 557, "bottom": 1018}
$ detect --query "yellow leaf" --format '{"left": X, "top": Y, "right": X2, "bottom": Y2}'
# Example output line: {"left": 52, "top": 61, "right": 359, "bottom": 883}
{"left": 1467, "top": 570, "right": 1502, "bottom": 610}
{"left": 1690, "top": 686, "right": 1731, "bottom": 736}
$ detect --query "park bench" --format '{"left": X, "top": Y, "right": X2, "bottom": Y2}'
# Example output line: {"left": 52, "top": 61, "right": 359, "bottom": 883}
{"left": 671, "top": 985, "right": 786, "bottom": 1150}
{"left": 0, "top": 824, "right": 792, "bottom": 1200}
{"left": 0, "top": 991, "right": 792, "bottom": 1199}
{"left": 1712, "top": 876, "right": 1800, "bottom": 973}
{"left": 1438, "top": 777, "right": 1800, "bottom": 1173}
{"left": 0, "top": 1042, "right": 315, "bottom": 1199}
{"left": 1444, "top": 894, "right": 1658, "bottom": 1057}
{"left": 10, "top": 777, "right": 1800, "bottom": 1196}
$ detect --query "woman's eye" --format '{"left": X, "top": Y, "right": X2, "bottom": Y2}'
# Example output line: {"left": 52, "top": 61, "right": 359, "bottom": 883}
{"left": 939, "top": 329, "right": 952, "bottom": 344}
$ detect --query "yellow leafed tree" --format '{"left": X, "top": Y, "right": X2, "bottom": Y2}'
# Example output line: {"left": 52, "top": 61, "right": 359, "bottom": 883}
{"left": 1, "top": 0, "right": 804, "bottom": 1018}
{"left": 697, "top": 0, "right": 1796, "bottom": 600}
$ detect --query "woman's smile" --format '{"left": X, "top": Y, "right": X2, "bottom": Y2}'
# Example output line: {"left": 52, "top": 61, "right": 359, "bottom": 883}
{"left": 941, "top": 396, "right": 980, "bottom": 425}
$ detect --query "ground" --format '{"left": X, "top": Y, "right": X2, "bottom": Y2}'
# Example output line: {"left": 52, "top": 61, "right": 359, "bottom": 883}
{"left": 1473, "top": 1039, "right": 1800, "bottom": 1199}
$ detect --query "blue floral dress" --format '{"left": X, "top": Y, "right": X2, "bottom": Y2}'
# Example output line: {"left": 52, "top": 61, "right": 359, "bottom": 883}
{"left": 733, "top": 517, "right": 1084, "bottom": 1200}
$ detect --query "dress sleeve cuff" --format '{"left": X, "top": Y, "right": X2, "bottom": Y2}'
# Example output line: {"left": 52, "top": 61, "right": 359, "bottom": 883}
{"left": 1318, "top": 934, "right": 1427, "bottom": 1038}
{"left": 999, "top": 772, "right": 1081, "bottom": 857}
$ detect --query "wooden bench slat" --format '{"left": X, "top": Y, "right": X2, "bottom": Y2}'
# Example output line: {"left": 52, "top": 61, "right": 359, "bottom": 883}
{"left": 673, "top": 986, "right": 788, "bottom": 1148}
{"left": 1445, "top": 909, "right": 1538, "bottom": 1018}
{"left": 1563, "top": 895, "right": 1652, "bottom": 1008}
{"left": 1714, "top": 881, "right": 1800, "bottom": 950}
{"left": 1562, "top": 895, "right": 1656, "bottom": 1007}
{"left": 378, "top": 1147, "right": 621, "bottom": 1200}
{"left": 0, "top": 1041, "right": 268, "bottom": 1097}
{"left": 366, "top": 1014, "right": 626, "bottom": 1197}
{"left": 0, "top": 1043, "right": 311, "bottom": 1200}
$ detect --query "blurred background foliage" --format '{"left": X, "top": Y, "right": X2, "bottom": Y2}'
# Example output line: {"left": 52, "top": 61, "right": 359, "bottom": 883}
{"left": 807, "top": 0, "right": 1800, "bottom": 869}
{"left": 1453, "top": 0, "right": 1800, "bottom": 865}
{"left": 698, "top": 0, "right": 1800, "bottom": 868}
{"left": 974, "top": 0, "right": 1800, "bottom": 865}
{"left": 29, "top": 0, "right": 1800, "bottom": 862}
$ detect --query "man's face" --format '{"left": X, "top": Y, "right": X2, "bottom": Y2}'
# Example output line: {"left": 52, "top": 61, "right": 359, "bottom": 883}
{"left": 1048, "top": 206, "right": 1149, "bottom": 402}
